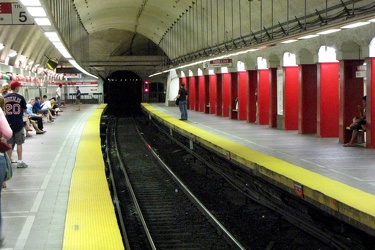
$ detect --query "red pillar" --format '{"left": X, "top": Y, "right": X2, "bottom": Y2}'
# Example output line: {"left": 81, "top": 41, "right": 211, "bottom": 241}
{"left": 209, "top": 74, "right": 217, "bottom": 114}
{"left": 366, "top": 57, "right": 375, "bottom": 148}
{"left": 283, "top": 66, "right": 299, "bottom": 130}
{"left": 204, "top": 75, "right": 210, "bottom": 114}
{"left": 187, "top": 76, "right": 196, "bottom": 110}
{"left": 299, "top": 64, "right": 317, "bottom": 134}
{"left": 238, "top": 71, "right": 248, "bottom": 120}
{"left": 216, "top": 74, "right": 223, "bottom": 116}
{"left": 258, "top": 69, "right": 270, "bottom": 125}
{"left": 247, "top": 70, "right": 257, "bottom": 123}
{"left": 269, "top": 68, "right": 277, "bottom": 128}
{"left": 198, "top": 75, "right": 205, "bottom": 112}
{"left": 230, "top": 72, "right": 238, "bottom": 119}
{"left": 339, "top": 60, "right": 365, "bottom": 144}
{"left": 317, "top": 63, "right": 340, "bottom": 137}
{"left": 222, "top": 73, "right": 231, "bottom": 117}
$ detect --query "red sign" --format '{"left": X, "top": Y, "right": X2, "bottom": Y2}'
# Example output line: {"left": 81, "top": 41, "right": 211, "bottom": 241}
{"left": 0, "top": 3, "right": 12, "bottom": 14}
{"left": 209, "top": 59, "right": 233, "bottom": 67}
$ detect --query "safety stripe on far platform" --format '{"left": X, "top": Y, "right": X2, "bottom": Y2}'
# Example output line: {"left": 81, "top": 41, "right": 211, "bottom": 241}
{"left": 141, "top": 103, "right": 375, "bottom": 233}
{"left": 63, "top": 104, "right": 124, "bottom": 250}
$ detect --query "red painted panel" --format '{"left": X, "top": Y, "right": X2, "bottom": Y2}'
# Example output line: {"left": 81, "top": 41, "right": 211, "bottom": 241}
{"left": 339, "top": 60, "right": 364, "bottom": 144}
{"left": 269, "top": 68, "right": 277, "bottom": 128}
{"left": 216, "top": 74, "right": 223, "bottom": 116}
{"left": 198, "top": 76, "right": 205, "bottom": 112}
{"left": 283, "top": 66, "right": 299, "bottom": 130}
{"left": 247, "top": 70, "right": 257, "bottom": 123}
{"left": 298, "top": 64, "right": 317, "bottom": 134}
{"left": 258, "top": 70, "right": 270, "bottom": 125}
{"left": 222, "top": 73, "right": 230, "bottom": 117}
{"left": 238, "top": 72, "right": 247, "bottom": 120}
{"left": 209, "top": 74, "right": 217, "bottom": 114}
{"left": 317, "top": 63, "right": 339, "bottom": 137}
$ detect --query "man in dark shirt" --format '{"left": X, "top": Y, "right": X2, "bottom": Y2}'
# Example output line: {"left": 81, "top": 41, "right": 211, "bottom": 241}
{"left": 176, "top": 82, "right": 188, "bottom": 120}
{"left": 76, "top": 86, "right": 81, "bottom": 111}
{"left": 4, "top": 81, "right": 28, "bottom": 168}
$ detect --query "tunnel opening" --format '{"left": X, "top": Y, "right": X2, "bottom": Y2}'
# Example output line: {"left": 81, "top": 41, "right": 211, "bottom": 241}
{"left": 104, "top": 70, "right": 143, "bottom": 116}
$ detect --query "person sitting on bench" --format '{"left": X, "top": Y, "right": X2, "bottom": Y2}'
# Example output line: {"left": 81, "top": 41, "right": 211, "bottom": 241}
{"left": 344, "top": 96, "right": 366, "bottom": 147}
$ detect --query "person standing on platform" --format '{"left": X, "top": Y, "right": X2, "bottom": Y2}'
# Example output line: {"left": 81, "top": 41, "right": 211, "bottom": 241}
{"left": 76, "top": 86, "right": 81, "bottom": 111}
{"left": 55, "top": 84, "right": 62, "bottom": 109}
{"left": 176, "top": 82, "right": 188, "bottom": 120}
{"left": 0, "top": 100, "right": 12, "bottom": 245}
{"left": 4, "top": 81, "right": 28, "bottom": 168}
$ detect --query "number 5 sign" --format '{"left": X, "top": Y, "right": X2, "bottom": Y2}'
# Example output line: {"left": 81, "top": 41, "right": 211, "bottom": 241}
{"left": 0, "top": 3, "right": 34, "bottom": 25}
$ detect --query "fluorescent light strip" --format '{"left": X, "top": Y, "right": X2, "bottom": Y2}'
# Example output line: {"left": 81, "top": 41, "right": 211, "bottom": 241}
{"left": 34, "top": 18, "right": 51, "bottom": 26}
{"left": 20, "top": 0, "right": 41, "bottom": 6}
{"left": 341, "top": 22, "right": 370, "bottom": 29}
{"left": 27, "top": 7, "right": 46, "bottom": 17}
{"left": 316, "top": 29, "right": 341, "bottom": 35}
{"left": 298, "top": 34, "right": 319, "bottom": 39}
{"left": 69, "top": 60, "right": 98, "bottom": 79}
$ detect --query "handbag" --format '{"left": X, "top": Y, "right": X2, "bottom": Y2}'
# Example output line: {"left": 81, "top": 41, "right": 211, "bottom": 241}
{"left": 175, "top": 98, "right": 180, "bottom": 106}
{"left": 0, "top": 141, "right": 10, "bottom": 153}
{"left": 4, "top": 153, "right": 12, "bottom": 181}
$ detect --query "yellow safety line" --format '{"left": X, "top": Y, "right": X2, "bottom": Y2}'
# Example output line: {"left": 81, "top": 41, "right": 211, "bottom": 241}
{"left": 63, "top": 104, "right": 124, "bottom": 250}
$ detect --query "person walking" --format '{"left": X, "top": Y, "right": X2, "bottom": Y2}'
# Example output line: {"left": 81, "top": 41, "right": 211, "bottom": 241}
{"left": 55, "top": 84, "right": 62, "bottom": 109}
{"left": 176, "top": 82, "right": 188, "bottom": 120}
{"left": 75, "top": 86, "right": 81, "bottom": 111}
{"left": 4, "top": 81, "right": 28, "bottom": 168}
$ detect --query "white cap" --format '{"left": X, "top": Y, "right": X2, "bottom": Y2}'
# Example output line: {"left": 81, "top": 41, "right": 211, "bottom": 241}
{"left": 2, "top": 82, "right": 9, "bottom": 87}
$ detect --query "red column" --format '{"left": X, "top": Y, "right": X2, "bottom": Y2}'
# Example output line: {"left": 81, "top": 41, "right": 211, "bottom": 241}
{"left": 230, "top": 72, "right": 238, "bottom": 119}
{"left": 209, "top": 74, "right": 217, "bottom": 114}
{"left": 339, "top": 60, "right": 365, "bottom": 144}
{"left": 222, "top": 73, "right": 231, "bottom": 117}
{"left": 216, "top": 74, "right": 223, "bottom": 116}
{"left": 258, "top": 69, "right": 270, "bottom": 125}
{"left": 269, "top": 68, "right": 277, "bottom": 128}
{"left": 198, "top": 75, "right": 205, "bottom": 112}
{"left": 247, "top": 70, "right": 257, "bottom": 123}
{"left": 317, "top": 63, "right": 340, "bottom": 137}
{"left": 283, "top": 66, "right": 299, "bottom": 130}
{"left": 238, "top": 71, "right": 248, "bottom": 120}
{"left": 299, "top": 64, "right": 317, "bottom": 134}
{"left": 204, "top": 75, "right": 210, "bottom": 114}
{"left": 366, "top": 57, "right": 375, "bottom": 148}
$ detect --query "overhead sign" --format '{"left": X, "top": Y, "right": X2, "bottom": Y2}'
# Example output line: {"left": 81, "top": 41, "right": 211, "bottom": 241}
{"left": 64, "top": 73, "right": 82, "bottom": 79}
{"left": 209, "top": 59, "right": 233, "bottom": 67}
{"left": 0, "top": 2, "right": 34, "bottom": 25}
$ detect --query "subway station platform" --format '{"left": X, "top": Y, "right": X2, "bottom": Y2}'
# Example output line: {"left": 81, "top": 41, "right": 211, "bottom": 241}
{"left": 1, "top": 103, "right": 123, "bottom": 250}
{"left": 142, "top": 103, "right": 375, "bottom": 238}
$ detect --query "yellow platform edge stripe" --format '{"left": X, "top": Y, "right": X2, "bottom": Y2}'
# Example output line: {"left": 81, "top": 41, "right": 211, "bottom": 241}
{"left": 141, "top": 103, "right": 375, "bottom": 231}
{"left": 63, "top": 104, "right": 124, "bottom": 250}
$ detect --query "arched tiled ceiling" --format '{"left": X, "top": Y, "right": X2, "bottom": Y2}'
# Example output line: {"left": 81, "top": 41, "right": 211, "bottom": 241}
{"left": 0, "top": 0, "right": 374, "bottom": 80}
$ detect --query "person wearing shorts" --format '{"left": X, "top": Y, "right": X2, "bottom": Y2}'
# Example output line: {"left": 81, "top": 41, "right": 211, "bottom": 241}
{"left": 3, "top": 81, "right": 28, "bottom": 168}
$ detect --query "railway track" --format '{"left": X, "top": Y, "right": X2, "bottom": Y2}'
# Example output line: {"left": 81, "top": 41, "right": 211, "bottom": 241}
{"left": 103, "top": 113, "right": 375, "bottom": 249}
{"left": 105, "top": 116, "right": 242, "bottom": 249}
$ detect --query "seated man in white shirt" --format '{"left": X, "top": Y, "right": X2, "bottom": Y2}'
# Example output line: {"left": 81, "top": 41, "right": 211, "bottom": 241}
{"left": 41, "top": 98, "right": 55, "bottom": 123}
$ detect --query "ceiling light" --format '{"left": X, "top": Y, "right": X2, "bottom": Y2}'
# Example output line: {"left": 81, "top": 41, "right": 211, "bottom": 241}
{"left": 0, "top": 43, "right": 4, "bottom": 50}
{"left": 316, "top": 29, "right": 341, "bottom": 35}
{"left": 298, "top": 34, "right": 319, "bottom": 39}
{"left": 27, "top": 7, "right": 46, "bottom": 17}
{"left": 20, "top": 0, "right": 41, "bottom": 6}
{"left": 281, "top": 39, "right": 298, "bottom": 44}
{"left": 44, "top": 32, "right": 58, "bottom": 38}
{"left": 34, "top": 18, "right": 51, "bottom": 26}
{"left": 341, "top": 22, "right": 370, "bottom": 29}
{"left": 369, "top": 18, "right": 375, "bottom": 22}
{"left": 8, "top": 50, "right": 17, "bottom": 57}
